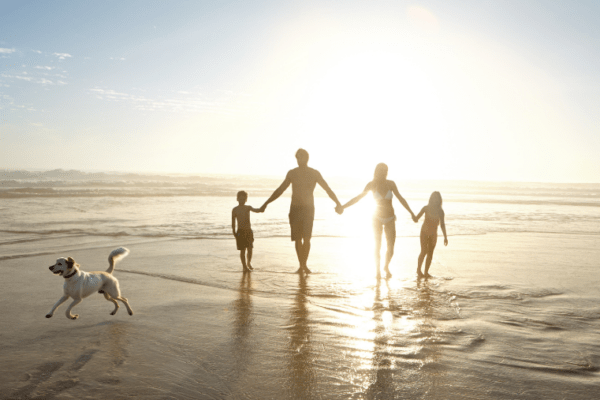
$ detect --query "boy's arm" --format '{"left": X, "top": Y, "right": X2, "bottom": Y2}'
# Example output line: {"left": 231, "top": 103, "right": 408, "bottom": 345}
{"left": 440, "top": 210, "right": 448, "bottom": 245}
{"left": 261, "top": 172, "right": 292, "bottom": 212}
{"left": 250, "top": 206, "right": 262, "bottom": 213}
{"left": 231, "top": 209, "right": 237, "bottom": 236}
{"left": 391, "top": 181, "right": 415, "bottom": 218}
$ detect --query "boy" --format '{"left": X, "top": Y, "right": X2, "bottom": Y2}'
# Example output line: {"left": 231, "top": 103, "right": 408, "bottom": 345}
{"left": 232, "top": 191, "right": 261, "bottom": 272}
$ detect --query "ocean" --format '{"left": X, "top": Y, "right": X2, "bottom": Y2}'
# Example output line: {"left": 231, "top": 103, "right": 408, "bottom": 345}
{"left": 1, "top": 169, "right": 599, "bottom": 399}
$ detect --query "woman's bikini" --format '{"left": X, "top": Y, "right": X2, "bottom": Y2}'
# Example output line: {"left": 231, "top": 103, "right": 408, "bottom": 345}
{"left": 373, "top": 184, "right": 395, "bottom": 223}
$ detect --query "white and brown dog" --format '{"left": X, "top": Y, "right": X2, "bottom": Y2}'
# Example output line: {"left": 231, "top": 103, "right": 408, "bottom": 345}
{"left": 46, "top": 247, "right": 133, "bottom": 320}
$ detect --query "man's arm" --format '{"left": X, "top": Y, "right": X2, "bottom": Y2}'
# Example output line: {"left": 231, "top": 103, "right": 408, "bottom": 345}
{"left": 391, "top": 181, "right": 415, "bottom": 218}
{"left": 260, "top": 172, "right": 292, "bottom": 212}
{"left": 316, "top": 172, "right": 342, "bottom": 207}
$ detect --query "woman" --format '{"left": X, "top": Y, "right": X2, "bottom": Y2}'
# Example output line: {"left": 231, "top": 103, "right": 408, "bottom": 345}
{"left": 340, "top": 163, "right": 416, "bottom": 278}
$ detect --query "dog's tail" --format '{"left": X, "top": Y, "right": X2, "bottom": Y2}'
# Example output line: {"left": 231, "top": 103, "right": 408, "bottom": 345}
{"left": 107, "top": 247, "right": 130, "bottom": 274}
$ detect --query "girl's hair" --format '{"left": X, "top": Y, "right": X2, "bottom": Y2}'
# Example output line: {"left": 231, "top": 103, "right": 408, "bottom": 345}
{"left": 373, "top": 163, "right": 388, "bottom": 181}
{"left": 428, "top": 191, "right": 443, "bottom": 209}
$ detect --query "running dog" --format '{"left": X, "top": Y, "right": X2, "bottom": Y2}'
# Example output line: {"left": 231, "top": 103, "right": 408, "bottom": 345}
{"left": 46, "top": 247, "right": 133, "bottom": 320}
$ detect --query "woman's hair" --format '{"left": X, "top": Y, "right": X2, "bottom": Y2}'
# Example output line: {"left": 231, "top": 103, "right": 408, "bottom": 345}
{"left": 373, "top": 163, "right": 388, "bottom": 181}
{"left": 428, "top": 191, "right": 443, "bottom": 209}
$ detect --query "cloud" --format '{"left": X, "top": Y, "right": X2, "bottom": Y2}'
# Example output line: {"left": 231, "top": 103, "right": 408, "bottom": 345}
{"left": 0, "top": 48, "right": 16, "bottom": 53}
{"left": 89, "top": 87, "right": 237, "bottom": 114}
{"left": 35, "top": 66, "right": 55, "bottom": 70}
{"left": 7, "top": 74, "right": 56, "bottom": 85}
{"left": 53, "top": 52, "right": 72, "bottom": 60}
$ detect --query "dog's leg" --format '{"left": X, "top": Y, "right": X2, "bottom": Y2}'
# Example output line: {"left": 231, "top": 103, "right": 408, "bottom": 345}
{"left": 105, "top": 280, "right": 133, "bottom": 316}
{"left": 103, "top": 292, "right": 120, "bottom": 315}
{"left": 65, "top": 298, "right": 83, "bottom": 320}
{"left": 115, "top": 296, "right": 134, "bottom": 316}
{"left": 46, "top": 295, "right": 69, "bottom": 318}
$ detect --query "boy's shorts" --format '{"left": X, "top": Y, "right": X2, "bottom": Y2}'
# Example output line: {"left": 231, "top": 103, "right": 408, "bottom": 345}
{"left": 236, "top": 229, "right": 254, "bottom": 250}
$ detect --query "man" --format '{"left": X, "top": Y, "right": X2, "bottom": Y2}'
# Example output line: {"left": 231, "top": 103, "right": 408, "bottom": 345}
{"left": 260, "top": 149, "right": 343, "bottom": 273}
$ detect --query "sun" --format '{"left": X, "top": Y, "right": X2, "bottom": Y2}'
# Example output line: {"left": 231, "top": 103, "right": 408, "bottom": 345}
{"left": 296, "top": 49, "right": 448, "bottom": 179}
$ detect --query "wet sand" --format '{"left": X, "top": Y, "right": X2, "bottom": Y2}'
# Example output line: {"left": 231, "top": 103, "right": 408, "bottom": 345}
{"left": 1, "top": 234, "right": 600, "bottom": 399}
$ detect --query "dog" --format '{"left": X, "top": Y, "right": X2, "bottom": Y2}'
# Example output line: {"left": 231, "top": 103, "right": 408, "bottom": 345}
{"left": 46, "top": 247, "right": 133, "bottom": 320}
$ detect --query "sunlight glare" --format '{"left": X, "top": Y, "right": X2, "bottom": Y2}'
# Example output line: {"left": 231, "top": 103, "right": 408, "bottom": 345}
{"left": 298, "top": 49, "right": 447, "bottom": 179}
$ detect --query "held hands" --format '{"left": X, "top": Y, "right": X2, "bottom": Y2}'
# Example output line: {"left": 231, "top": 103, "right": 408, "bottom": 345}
{"left": 259, "top": 204, "right": 267, "bottom": 213}
{"left": 412, "top": 214, "right": 418, "bottom": 223}
{"left": 335, "top": 204, "right": 344, "bottom": 215}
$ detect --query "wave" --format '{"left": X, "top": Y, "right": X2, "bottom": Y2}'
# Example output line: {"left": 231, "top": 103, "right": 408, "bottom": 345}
{"left": 2, "top": 170, "right": 600, "bottom": 207}
{"left": 2, "top": 187, "right": 599, "bottom": 208}
{"left": 480, "top": 356, "right": 600, "bottom": 376}
{"left": 444, "top": 285, "right": 563, "bottom": 301}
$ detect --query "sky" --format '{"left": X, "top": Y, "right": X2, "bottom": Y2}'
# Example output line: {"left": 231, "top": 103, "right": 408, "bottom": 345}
{"left": 1, "top": 0, "right": 599, "bottom": 183}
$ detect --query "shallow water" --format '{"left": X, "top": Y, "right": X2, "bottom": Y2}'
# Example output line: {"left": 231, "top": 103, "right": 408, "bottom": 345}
{"left": 1, "top": 175, "right": 600, "bottom": 399}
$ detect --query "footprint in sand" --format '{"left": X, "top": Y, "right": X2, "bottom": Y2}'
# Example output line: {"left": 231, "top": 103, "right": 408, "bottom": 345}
{"left": 8, "top": 361, "right": 67, "bottom": 399}
{"left": 7, "top": 350, "right": 100, "bottom": 399}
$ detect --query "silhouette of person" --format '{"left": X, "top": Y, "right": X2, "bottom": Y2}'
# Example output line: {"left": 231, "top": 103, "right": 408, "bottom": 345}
{"left": 340, "top": 163, "right": 415, "bottom": 279}
{"left": 260, "top": 148, "right": 343, "bottom": 273}
{"left": 413, "top": 191, "right": 448, "bottom": 278}
{"left": 232, "top": 190, "right": 261, "bottom": 272}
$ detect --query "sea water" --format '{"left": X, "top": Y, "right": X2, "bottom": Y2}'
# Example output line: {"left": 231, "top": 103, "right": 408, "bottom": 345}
{"left": 1, "top": 171, "right": 599, "bottom": 398}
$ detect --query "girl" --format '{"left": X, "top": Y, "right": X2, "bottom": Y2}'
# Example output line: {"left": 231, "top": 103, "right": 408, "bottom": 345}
{"left": 414, "top": 191, "right": 448, "bottom": 278}
{"left": 340, "top": 163, "right": 416, "bottom": 279}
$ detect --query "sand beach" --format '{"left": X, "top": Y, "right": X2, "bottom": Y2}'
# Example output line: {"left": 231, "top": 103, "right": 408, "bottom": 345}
{"left": 2, "top": 229, "right": 600, "bottom": 399}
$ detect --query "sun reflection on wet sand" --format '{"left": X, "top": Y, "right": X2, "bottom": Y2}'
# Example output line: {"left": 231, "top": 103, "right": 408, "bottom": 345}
{"left": 314, "top": 274, "right": 452, "bottom": 397}
{"left": 285, "top": 273, "right": 316, "bottom": 399}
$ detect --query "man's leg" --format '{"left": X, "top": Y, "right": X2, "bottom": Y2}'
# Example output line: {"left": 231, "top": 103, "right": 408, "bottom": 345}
{"left": 302, "top": 237, "right": 311, "bottom": 273}
{"left": 294, "top": 240, "right": 304, "bottom": 273}
{"left": 301, "top": 208, "right": 314, "bottom": 273}
{"left": 294, "top": 238, "right": 311, "bottom": 273}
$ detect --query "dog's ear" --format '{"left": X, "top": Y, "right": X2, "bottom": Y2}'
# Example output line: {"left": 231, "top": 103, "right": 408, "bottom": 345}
{"left": 67, "top": 257, "right": 75, "bottom": 268}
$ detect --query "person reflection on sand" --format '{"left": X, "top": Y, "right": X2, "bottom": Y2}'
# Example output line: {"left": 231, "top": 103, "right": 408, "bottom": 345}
{"left": 260, "top": 148, "right": 343, "bottom": 274}
{"left": 363, "top": 280, "right": 446, "bottom": 398}
{"left": 231, "top": 271, "right": 254, "bottom": 381}
{"left": 365, "top": 279, "right": 398, "bottom": 399}
{"left": 285, "top": 273, "right": 315, "bottom": 399}
{"left": 414, "top": 278, "right": 446, "bottom": 396}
